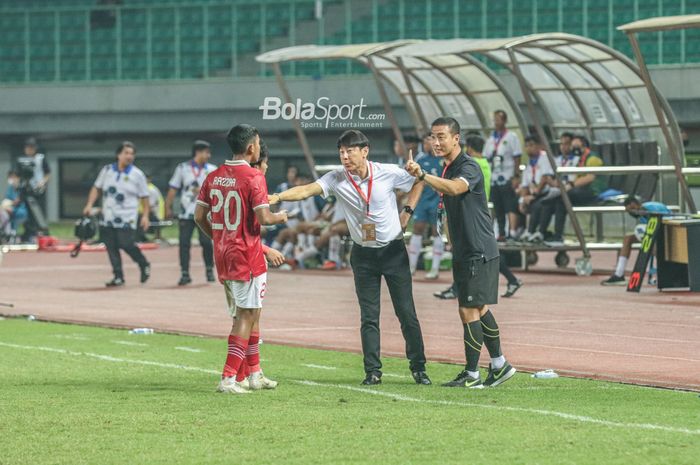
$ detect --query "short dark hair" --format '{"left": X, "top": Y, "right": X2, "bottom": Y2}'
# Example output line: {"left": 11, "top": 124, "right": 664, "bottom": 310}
{"left": 115, "top": 141, "right": 135, "bottom": 156}
{"left": 524, "top": 134, "right": 540, "bottom": 144}
{"left": 252, "top": 139, "right": 269, "bottom": 167}
{"left": 8, "top": 169, "right": 19, "bottom": 177}
{"left": 624, "top": 195, "right": 642, "bottom": 207}
{"left": 572, "top": 134, "right": 590, "bottom": 148}
{"left": 337, "top": 129, "right": 370, "bottom": 149}
{"left": 191, "top": 139, "right": 211, "bottom": 157}
{"left": 226, "top": 124, "right": 259, "bottom": 155}
{"left": 560, "top": 131, "right": 574, "bottom": 140}
{"left": 431, "top": 117, "right": 461, "bottom": 136}
{"left": 402, "top": 134, "right": 421, "bottom": 145}
{"left": 465, "top": 135, "right": 485, "bottom": 153}
{"left": 494, "top": 109, "right": 508, "bottom": 122}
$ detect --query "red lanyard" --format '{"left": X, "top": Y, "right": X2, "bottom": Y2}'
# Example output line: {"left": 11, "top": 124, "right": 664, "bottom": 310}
{"left": 438, "top": 161, "right": 451, "bottom": 210}
{"left": 491, "top": 129, "right": 508, "bottom": 156}
{"left": 191, "top": 161, "right": 205, "bottom": 180}
{"left": 345, "top": 162, "right": 373, "bottom": 216}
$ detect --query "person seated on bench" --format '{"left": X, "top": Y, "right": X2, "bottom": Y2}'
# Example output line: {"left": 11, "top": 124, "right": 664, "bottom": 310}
{"left": 601, "top": 196, "right": 671, "bottom": 286}
{"left": 518, "top": 134, "right": 555, "bottom": 243}
{"left": 540, "top": 134, "right": 605, "bottom": 246}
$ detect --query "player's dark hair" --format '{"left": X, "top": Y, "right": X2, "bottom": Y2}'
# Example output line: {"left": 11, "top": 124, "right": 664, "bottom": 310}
{"left": 337, "top": 130, "right": 370, "bottom": 149}
{"left": 494, "top": 109, "right": 508, "bottom": 122}
{"left": 251, "top": 139, "right": 269, "bottom": 167}
{"left": 465, "top": 135, "right": 485, "bottom": 153}
{"left": 524, "top": 134, "right": 540, "bottom": 144}
{"left": 560, "top": 131, "right": 574, "bottom": 140}
{"left": 624, "top": 195, "right": 642, "bottom": 207}
{"left": 191, "top": 139, "right": 211, "bottom": 158}
{"left": 402, "top": 134, "right": 421, "bottom": 145}
{"left": 572, "top": 134, "right": 590, "bottom": 148}
{"left": 431, "top": 117, "right": 461, "bottom": 136}
{"left": 227, "top": 124, "right": 259, "bottom": 155}
{"left": 8, "top": 169, "right": 19, "bottom": 177}
{"left": 115, "top": 141, "right": 135, "bottom": 156}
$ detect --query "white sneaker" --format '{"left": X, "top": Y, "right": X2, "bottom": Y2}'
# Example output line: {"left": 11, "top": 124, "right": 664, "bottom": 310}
{"left": 425, "top": 270, "right": 440, "bottom": 280}
{"left": 529, "top": 231, "right": 543, "bottom": 243}
{"left": 520, "top": 231, "right": 532, "bottom": 242}
{"left": 217, "top": 376, "right": 250, "bottom": 394}
{"left": 248, "top": 371, "right": 278, "bottom": 390}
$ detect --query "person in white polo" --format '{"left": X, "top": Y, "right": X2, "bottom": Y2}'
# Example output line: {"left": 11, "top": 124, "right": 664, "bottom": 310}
{"left": 269, "top": 129, "right": 431, "bottom": 386}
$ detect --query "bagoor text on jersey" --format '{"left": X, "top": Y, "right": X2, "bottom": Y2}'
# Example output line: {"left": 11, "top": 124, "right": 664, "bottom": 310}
{"left": 212, "top": 177, "right": 237, "bottom": 187}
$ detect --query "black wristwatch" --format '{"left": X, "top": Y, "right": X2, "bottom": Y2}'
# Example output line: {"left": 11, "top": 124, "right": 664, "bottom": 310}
{"left": 418, "top": 170, "right": 427, "bottom": 181}
{"left": 402, "top": 205, "right": 414, "bottom": 216}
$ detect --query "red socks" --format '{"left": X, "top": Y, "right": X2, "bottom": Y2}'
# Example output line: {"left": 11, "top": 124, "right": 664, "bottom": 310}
{"left": 246, "top": 331, "right": 261, "bottom": 374}
{"left": 222, "top": 335, "right": 248, "bottom": 379}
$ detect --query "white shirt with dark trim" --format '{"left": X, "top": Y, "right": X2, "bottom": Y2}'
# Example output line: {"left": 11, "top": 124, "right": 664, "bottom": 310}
{"left": 168, "top": 160, "right": 217, "bottom": 219}
{"left": 316, "top": 161, "right": 415, "bottom": 248}
{"left": 521, "top": 151, "right": 554, "bottom": 190}
{"left": 94, "top": 163, "right": 149, "bottom": 229}
{"left": 483, "top": 130, "right": 522, "bottom": 184}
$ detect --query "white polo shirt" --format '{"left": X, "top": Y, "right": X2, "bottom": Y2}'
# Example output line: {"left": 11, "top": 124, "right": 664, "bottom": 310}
{"left": 168, "top": 160, "right": 217, "bottom": 219}
{"left": 94, "top": 163, "right": 149, "bottom": 229}
{"left": 316, "top": 161, "right": 415, "bottom": 247}
{"left": 521, "top": 151, "right": 554, "bottom": 189}
{"left": 483, "top": 129, "right": 522, "bottom": 185}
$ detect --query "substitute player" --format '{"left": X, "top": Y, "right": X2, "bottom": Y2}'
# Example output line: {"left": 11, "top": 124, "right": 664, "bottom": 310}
{"left": 407, "top": 133, "right": 444, "bottom": 279}
{"left": 194, "top": 124, "right": 287, "bottom": 394}
{"left": 406, "top": 117, "right": 516, "bottom": 388}
{"left": 165, "top": 140, "right": 217, "bottom": 286}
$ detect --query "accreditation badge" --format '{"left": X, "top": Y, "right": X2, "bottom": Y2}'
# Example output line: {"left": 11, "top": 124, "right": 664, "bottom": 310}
{"left": 361, "top": 222, "right": 377, "bottom": 247}
{"left": 436, "top": 208, "right": 445, "bottom": 237}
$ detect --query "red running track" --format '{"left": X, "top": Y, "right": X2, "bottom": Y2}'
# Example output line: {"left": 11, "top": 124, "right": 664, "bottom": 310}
{"left": 1, "top": 247, "right": 698, "bottom": 391}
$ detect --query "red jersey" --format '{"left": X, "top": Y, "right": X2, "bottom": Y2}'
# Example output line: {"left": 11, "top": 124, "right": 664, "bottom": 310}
{"left": 196, "top": 160, "right": 269, "bottom": 281}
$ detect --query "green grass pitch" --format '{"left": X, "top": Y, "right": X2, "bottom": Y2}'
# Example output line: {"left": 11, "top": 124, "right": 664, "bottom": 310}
{"left": 1, "top": 318, "right": 698, "bottom": 465}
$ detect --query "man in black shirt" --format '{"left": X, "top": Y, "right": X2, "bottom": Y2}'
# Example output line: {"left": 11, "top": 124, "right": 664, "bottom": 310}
{"left": 405, "top": 117, "right": 516, "bottom": 389}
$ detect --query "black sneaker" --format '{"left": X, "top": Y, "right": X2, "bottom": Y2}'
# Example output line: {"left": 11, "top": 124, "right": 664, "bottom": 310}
{"left": 412, "top": 371, "right": 432, "bottom": 385}
{"left": 361, "top": 373, "right": 381, "bottom": 385}
{"left": 601, "top": 275, "right": 626, "bottom": 286}
{"left": 483, "top": 362, "right": 517, "bottom": 387}
{"left": 502, "top": 279, "right": 523, "bottom": 298}
{"left": 433, "top": 286, "right": 457, "bottom": 300}
{"left": 178, "top": 274, "right": 192, "bottom": 286}
{"left": 441, "top": 369, "right": 483, "bottom": 388}
{"left": 105, "top": 277, "right": 125, "bottom": 287}
{"left": 206, "top": 268, "right": 216, "bottom": 282}
{"left": 140, "top": 263, "right": 151, "bottom": 283}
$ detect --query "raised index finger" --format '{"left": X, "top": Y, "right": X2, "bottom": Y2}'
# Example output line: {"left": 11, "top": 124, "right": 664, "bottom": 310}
{"left": 407, "top": 149, "right": 413, "bottom": 163}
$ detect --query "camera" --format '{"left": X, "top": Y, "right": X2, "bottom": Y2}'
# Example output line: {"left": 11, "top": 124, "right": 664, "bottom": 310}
{"left": 572, "top": 147, "right": 583, "bottom": 157}
{"left": 16, "top": 158, "right": 36, "bottom": 182}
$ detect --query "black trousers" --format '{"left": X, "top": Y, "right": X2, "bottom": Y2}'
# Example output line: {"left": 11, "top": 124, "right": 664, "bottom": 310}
{"left": 540, "top": 186, "right": 597, "bottom": 236}
{"left": 350, "top": 239, "right": 427, "bottom": 374}
{"left": 491, "top": 183, "right": 517, "bottom": 237}
{"left": 101, "top": 226, "right": 149, "bottom": 279}
{"left": 178, "top": 219, "right": 213, "bottom": 274}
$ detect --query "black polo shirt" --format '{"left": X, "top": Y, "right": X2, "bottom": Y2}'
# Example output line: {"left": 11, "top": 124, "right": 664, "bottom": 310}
{"left": 443, "top": 154, "right": 499, "bottom": 262}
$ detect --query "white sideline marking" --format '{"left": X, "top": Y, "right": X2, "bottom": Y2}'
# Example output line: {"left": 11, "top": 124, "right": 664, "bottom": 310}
{"left": 383, "top": 373, "right": 410, "bottom": 379}
{"left": 294, "top": 380, "right": 700, "bottom": 436}
{"left": 51, "top": 335, "right": 90, "bottom": 341}
{"left": 112, "top": 340, "right": 149, "bottom": 347}
{"left": 175, "top": 346, "right": 203, "bottom": 353}
{"left": 302, "top": 364, "right": 337, "bottom": 370}
{"left": 265, "top": 326, "right": 356, "bottom": 333}
{"left": 0, "top": 342, "right": 218, "bottom": 375}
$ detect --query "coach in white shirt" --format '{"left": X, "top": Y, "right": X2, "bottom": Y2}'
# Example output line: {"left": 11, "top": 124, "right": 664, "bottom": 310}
{"left": 269, "top": 130, "right": 431, "bottom": 386}
{"left": 83, "top": 141, "right": 151, "bottom": 287}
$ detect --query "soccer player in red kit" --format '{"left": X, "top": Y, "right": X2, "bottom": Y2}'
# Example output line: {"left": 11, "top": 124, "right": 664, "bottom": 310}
{"left": 195, "top": 124, "right": 287, "bottom": 394}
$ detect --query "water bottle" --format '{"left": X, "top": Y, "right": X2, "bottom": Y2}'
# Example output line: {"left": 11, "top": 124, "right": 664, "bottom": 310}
{"left": 648, "top": 267, "right": 657, "bottom": 286}
{"left": 532, "top": 369, "right": 559, "bottom": 379}
{"left": 128, "top": 328, "right": 154, "bottom": 335}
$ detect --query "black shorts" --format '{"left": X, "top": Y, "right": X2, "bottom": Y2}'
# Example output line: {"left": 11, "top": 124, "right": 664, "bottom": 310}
{"left": 453, "top": 256, "right": 499, "bottom": 308}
